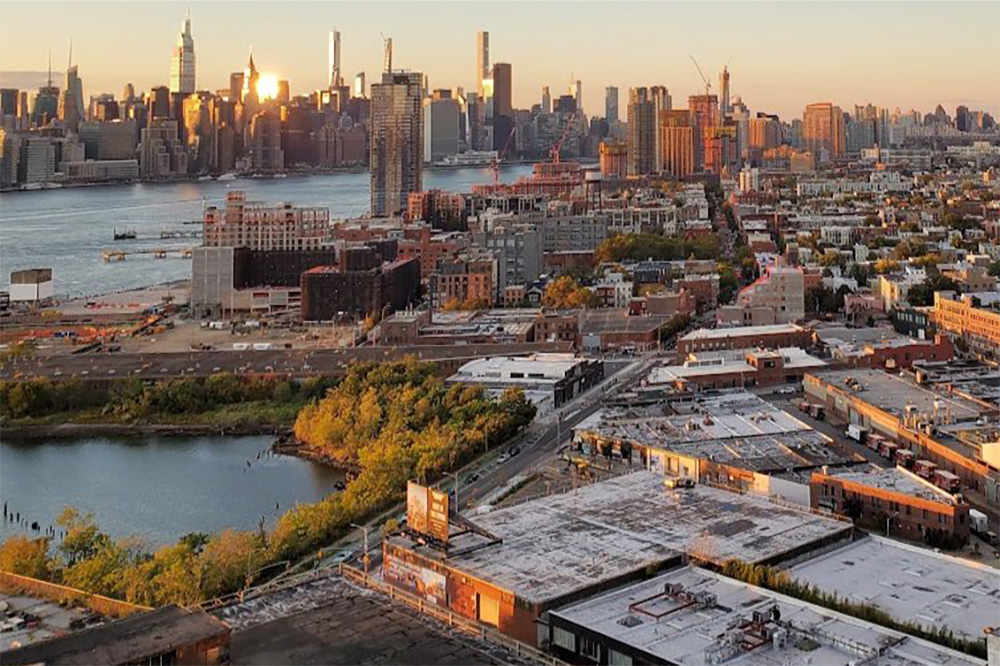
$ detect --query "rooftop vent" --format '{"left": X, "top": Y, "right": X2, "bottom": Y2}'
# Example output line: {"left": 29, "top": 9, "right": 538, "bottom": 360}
{"left": 618, "top": 615, "right": 644, "bottom": 628}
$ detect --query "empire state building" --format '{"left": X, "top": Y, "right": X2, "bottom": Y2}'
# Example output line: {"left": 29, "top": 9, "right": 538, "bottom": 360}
{"left": 170, "top": 11, "right": 195, "bottom": 94}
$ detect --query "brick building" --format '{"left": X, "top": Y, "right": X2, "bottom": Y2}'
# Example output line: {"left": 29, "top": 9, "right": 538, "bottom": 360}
{"left": 677, "top": 323, "right": 812, "bottom": 355}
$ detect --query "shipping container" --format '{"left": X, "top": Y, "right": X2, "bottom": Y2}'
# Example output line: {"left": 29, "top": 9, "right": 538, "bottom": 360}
{"left": 893, "top": 449, "right": 915, "bottom": 468}
{"left": 932, "top": 469, "right": 961, "bottom": 493}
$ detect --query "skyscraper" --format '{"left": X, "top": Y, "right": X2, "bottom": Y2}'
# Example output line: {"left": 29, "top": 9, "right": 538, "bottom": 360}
{"left": 329, "top": 30, "right": 342, "bottom": 88}
{"left": 626, "top": 87, "right": 655, "bottom": 176}
{"left": 605, "top": 86, "right": 619, "bottom": 123}
{"left": 491, "top": 62, "right": 512, "bottom": 151}
{"left": 59, "top": 52, "right": 84, "bottom": 132}
{"left": 570, "top": 79, "right": 582, "bottom": 113}
{"left": 354, "top": 72, "right": 366, "bottom": 98}
{"left": 370, "top": 70, "right": 423, "bottom": 217}
{"left": 423, "top": 89, "right": 460, "bottom": 163}
{"left": 170, "top": 10, "right": 195, "bottom": 95}
{"left": 541, "top": 86, "right": 551, "bottom": 114}
{"left": 719, "top": 65, "right": 731, "bottom": 117}
{"left": 31, "top": 52, "right": 59, "bottom": 127}
{"left": 650, "top": 86, "right": 670, "bottom": 171}
{"left": 803, "top": 102, "right": 846, "bottom": 160}
{"left": 476, "top": 31, "right": 489, "bottom": 99}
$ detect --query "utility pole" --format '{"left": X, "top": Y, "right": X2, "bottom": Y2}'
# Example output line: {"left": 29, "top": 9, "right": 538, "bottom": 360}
{"left": 351, "top": 523, "right": 371, "bottom": 574}
{"left": 450, "top": 471, "right": 460, "bottom": 516}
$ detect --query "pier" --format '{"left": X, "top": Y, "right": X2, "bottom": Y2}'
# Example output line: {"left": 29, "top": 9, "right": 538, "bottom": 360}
{"left": 102, "top": 248, "right": 193, "bottom": 262}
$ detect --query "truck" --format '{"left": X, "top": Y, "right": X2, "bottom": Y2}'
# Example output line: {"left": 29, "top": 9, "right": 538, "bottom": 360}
{"left": 846, "top": 424, "right": 868, "bottom": 443}
{"left": 798, "top": 401, "right": 825, "bottom": 420}
{"left": 969, "top": 509, "right": 989, "bottom": 535}
{"left": 932, "top": 469, "right": 961, "bottom": 493}
{"left": 914, "top": 459, "right": 938, "bottom": 480}
{"left": 893, "top": 449, "right": 915, "bottom": 469}
{"left": 866, "top": 433, "right": 885, "bottom": 452}
{"left": 879, "top": 441, "right": 899, "bottom": 460}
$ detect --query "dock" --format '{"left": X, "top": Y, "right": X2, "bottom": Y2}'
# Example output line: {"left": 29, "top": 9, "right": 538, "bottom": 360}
{"left": 102, "top": 248, "right": 193, "bottom": 262}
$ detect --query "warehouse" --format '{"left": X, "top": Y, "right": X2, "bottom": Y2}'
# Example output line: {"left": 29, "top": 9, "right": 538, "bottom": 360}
{"left": 383, "top": 471, "right": 853, "bottom": 647}
{"left": 791, "top": 536, "right": 1000, "bottom": 644}
{"left": 547, "top": 565, "right": 984, "bottom": 666}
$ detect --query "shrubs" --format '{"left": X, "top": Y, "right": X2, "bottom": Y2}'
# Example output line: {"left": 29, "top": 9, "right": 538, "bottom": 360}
{"left": 720, "top": 559, "right": 986, "bottom": 659}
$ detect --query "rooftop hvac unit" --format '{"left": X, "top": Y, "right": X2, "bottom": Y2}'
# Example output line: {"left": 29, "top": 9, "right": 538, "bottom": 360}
{"left": 772, "top": 627, "right": 788, "bottom": 650}
{"left": 664, "top": 582, "right": 685, "bottom": 596}
{"left": 694, "top": 591, "right": 718, "bottom": 608}
{"left": 752, "top": 609, "right": 769, "bottom": 624}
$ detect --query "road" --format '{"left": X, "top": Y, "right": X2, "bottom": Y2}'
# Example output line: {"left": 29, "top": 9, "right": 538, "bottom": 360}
{"left": 0, "top": 342, "right": 573, "bottom": 381}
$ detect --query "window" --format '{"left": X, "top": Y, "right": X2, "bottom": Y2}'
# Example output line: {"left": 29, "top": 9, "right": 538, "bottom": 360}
{"left": 581, "top": 636, "right": 600, "bottom": 661}
{"left": 552, "top": 626, "right": 575, "bottom": 652}
{"left": 609, "top": 649, "right": 633, "bottom": 666}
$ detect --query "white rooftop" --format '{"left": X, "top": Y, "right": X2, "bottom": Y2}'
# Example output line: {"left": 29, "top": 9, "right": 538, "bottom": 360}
{"left": 681, "top": 324, "right": 805, "bottom": 341}
{"left": 791, "top": 536, "right": 1000, "bottom": 642}
{"left": 550, "top": 565, "right": 985, "bottom": 666}
{"left": 824, "top": 466, "right": 960, "bottom": 506}
{"left": 449, "top": 353, "right": 585, "bottom": 383}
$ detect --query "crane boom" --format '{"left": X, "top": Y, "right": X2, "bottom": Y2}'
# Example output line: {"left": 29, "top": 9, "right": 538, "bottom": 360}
{"left": 550, "top": 110, "right": 577, "bottom": 164}
{"left": 491, "top": 127, "right": 516, "bottom": 185}
{"left": 689, "top": 55, "right": 711, "bottom": 96}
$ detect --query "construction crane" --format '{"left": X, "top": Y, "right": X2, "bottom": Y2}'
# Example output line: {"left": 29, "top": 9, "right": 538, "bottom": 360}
{"left": 491, "top": 127, "right": 516, "bottom": 186}
{"left": 689, "top": 55, "right": 712, "bottom": 96}
{"left": 550, "top": 110, "right": 578, "bottom": 164}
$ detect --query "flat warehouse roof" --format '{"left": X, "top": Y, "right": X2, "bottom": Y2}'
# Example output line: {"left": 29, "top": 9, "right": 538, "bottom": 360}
{"left": 550, "top": 566, "right": 984, "bottom": 666}
{"left": 681, "top": 324, "right": 805, "bottom": 341}
{"left": 810, "top": 368, "right": 985, "bottom": 422}
{"left": 390, "top": 471, "right": 851, "bottom": 605}
{"left": 790, "top": 536, "right": 1000, "bottom": 642}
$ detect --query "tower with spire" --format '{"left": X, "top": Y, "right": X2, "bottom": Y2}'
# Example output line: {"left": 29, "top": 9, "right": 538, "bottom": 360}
{"left": 170, "top": 9, "right": 196, "bottom": 94}
{"left": 58, "top": 40, "right": 84, "bottom": 131}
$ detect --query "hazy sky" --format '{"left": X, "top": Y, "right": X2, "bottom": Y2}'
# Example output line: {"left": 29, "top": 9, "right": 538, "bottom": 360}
{"left": 1, "top": 1, "right": 997, "bottom": 120}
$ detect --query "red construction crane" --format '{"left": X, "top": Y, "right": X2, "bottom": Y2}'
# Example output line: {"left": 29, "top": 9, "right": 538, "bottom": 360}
{"left": 491, "top": 127, "right": 516, "bottom": 186}
{"left": 550, "top": 110, "right": 577, "bottom": 164}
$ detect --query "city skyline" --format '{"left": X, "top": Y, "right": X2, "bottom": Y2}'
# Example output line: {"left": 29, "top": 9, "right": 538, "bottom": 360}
{"left": 1, "top": 2, "right": 997, "bottom": 121}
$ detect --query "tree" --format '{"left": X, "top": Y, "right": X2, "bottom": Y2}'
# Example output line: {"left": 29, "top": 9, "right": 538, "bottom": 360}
{"left": 542, "top": 276, "right": 599, "bottom": 309}
{"left": 873, "top": 258, "right": 901, "bottom": 275}
{"left": 58, "top": 507, "right": 107, "bottom": 566}
{"left": 906, "top": 275, "right": 960, "bottom": 307}
{"left": 818, "top": 250, "right": 845, "bottom": 269}
{"left": 848, "top": 264, "right": 870, "bottom": 287}
{"left": 0, "top": 535, "right": 52, "bottom": 579}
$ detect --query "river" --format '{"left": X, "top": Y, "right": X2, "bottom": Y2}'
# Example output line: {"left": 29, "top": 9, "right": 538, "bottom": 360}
{"left": 0, "top": 435, "right": 343, "bottom": 548}
{"left": 0, "top": 165, "right": 534, "bottom": 297}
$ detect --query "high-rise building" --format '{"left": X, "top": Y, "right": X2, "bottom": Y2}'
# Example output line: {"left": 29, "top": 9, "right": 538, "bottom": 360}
{"left": 749, "top": 115, "right": 780, "bottom": 151}
{"left": 570, "top": 79, "right": 583, "bottom": 113}
{"left": 719, "top": 65, "right": 731, "bottom": 117}
{"left": 541, "top": 86, "right": 551, "bottom": 114}
{"left": 31, "top": 53, "right": 60, "bottom": 127}
{"left": 148, "top": 86, "right": 171, "bottom": 121}
{"left": 170, "top": 11, "right": 196, "bottom": 94}
{"left": 183, "top": 92, "right": 216, "bottom": 172}
{"left": 604, "top": 86, "right": 619, "bottom": 123}
{"left": 139, "top": 119, "right": 187, "bottom": 177}
{"left": 476, "top": 31, "right": 489, "bottom": 99}
{"left": 424, "top": 89, "right": 460, "bottom": 163}
{"left": 370, "top": 70, "right": 423, "bottom": 217}
{"left": 626, "top": 87, "right": 655, "bottom": 176}
{"left": 955, "top": 105, "right": 970, "bottom": 132}
{"left": 328, "top": 29, "right": 343, "bottom": 89}
{"left": 249, "top": 108, "right": 283, "bottom": 171}
{"left": 659, "top": 110, "right": 695, "bottom": 178}
{"left": 229, "top": 72, "right": 244, "bottom": 102}
{"left": 650, "top": 86, "right": 671, "bottom": 171}
{"left": 491, "top": 62, "right": 512, "bottom": 151}
{"left": 59, "top": 53, "right": 85, "bottom": 132}
{"left": 598, "top": 140, "right": 627, "bottom": 178}
{"left": 803, "top": 102, "right": 846, "bottom": 160}
{"left": 688, "top": 94, "right": 719, "bottom": 170}
{"left": 354, "top": 72, "right": 366, "bottom": 98}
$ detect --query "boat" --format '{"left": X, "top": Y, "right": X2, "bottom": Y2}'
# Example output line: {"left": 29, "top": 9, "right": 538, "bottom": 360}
{"left": 217, "top": 172, "right": 238, "bottom": 182}
{"left": 113, "top": 228, "right": 137, "bottom": 241}
{"left": 433, "top": 150, "right": 499, "bottom": 168}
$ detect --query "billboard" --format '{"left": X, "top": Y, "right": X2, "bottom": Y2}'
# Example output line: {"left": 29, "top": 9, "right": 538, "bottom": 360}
{"left": 406, "top": 481, "right": 450, "bottom": 543}
{"left": 384, "top": 556, "right": 447, "bottom": 606}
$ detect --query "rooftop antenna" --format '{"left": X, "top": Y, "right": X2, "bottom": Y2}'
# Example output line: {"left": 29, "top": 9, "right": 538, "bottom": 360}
{"left": 47, "top": 48, "right": 52, "bottom": 87}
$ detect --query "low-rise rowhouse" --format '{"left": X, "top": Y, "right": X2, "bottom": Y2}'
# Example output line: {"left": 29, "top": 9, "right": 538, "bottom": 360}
{"left": 447, "top": 352, "right": 603, "bottom": 413}
{"left": 932, "top": 291, "right": 1000, "bottom": 360}
{"left": 677, "top": 323, "right": 812, "bottom": 355}
{"left": 382, "top": 471, "right": 852, "bottom": 648}
{"left": 579, "top": 309, "right": 675, "bottom": 352}
{"left": 803, "top": 368, "right": 999, "bottom": 498}
{"left": 811, "top": 465, "right": 971, "bottom": 543}
{"left": 547, "top": 564, "right": 983, "bottom": 666}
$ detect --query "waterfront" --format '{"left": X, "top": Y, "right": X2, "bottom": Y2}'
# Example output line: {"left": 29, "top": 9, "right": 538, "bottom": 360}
{"left": 0, "top": 435, "right": 343, "bottom": 547}
{"left": 0, "top": 165, "right": 533, "bottom": 297}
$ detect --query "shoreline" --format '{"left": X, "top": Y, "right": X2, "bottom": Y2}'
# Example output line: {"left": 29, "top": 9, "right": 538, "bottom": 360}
{"left": 271, "top": 434, "right": 361, "bottom": 476}
{"left": 1, "top": 422, "right": 290, "bottom": 440}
